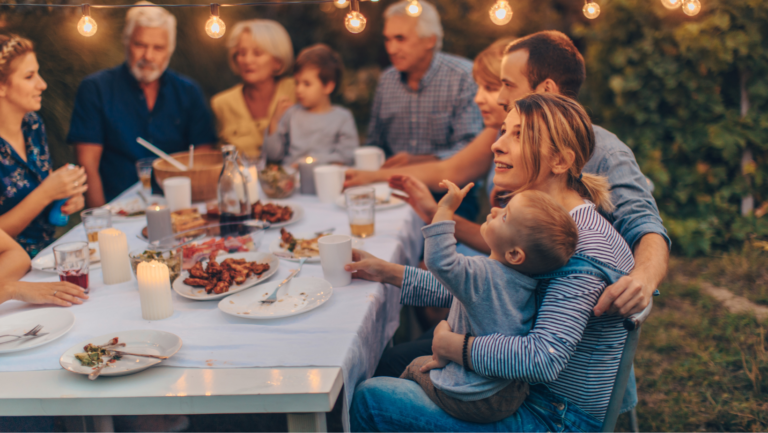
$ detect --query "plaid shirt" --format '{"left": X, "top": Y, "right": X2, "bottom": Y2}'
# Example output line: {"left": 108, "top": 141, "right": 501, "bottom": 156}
{"left": 365, "top": 52, "right": 483, "bottom": 159}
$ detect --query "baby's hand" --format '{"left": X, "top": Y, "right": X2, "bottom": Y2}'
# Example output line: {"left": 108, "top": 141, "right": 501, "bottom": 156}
{"left": 436, "top": 180, "right": 475, "bottom": 214}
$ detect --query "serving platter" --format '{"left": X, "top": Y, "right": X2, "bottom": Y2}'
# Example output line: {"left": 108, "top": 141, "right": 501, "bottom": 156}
{"left": 172, "top": 252, "right": 279, "bottom": 301}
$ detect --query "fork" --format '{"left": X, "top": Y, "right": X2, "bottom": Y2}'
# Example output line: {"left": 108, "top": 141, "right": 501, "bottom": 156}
{"left": 0, "top": 324, "right": 45, "bottom": 344}
{"left": 256, "top": 257, "right": 306, "bottom": 306}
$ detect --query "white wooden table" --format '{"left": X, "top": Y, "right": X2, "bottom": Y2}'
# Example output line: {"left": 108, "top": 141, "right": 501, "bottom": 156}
{"left": 0, "top": 183, "right": 425, "bottom": 432}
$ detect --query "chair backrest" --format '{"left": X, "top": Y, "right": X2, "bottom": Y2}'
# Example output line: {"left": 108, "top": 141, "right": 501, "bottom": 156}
{"left": 600, "top": 299, "right": 653, "bottom": 432}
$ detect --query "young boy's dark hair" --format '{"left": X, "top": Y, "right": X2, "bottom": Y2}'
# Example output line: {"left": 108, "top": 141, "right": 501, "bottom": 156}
{"left": 294, "top": 43, "right": 344, "bottom": 94}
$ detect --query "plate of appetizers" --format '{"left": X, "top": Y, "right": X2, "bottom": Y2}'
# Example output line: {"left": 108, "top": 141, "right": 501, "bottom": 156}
{"left": 172, "top": 252, "right": 279, "bottom": 301}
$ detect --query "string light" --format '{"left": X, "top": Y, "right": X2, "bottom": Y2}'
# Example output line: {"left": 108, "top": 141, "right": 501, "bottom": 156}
{"left": 583, "top": 1, "right": 600, "bottom": 19}
{"left": 77, "top": 4, "right": 98, "bottom": 37}
{"left": 334, "top": 0, "right": 349, "bottom": 8}
{"left": 345, "top": 0, "right": 366, "bottom": 33}
{"left": 489, "top": 0, "right": 513, "bottom": 25}
{"left": 405, "top": 0, "right": 422, "bottom": 17}
{"left": 682, "top": 0, "right": 701, "bottom": 15}
{"left": 204, "top": 4, "right": 226, "bottom": 38}
{"left": 661, "top": 0, "right": 682, "bottom": 9}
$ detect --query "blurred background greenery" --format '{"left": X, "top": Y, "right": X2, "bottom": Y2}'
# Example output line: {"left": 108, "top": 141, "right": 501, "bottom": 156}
{"left": 0, "top": 0, "right": 766, "bottom": 256}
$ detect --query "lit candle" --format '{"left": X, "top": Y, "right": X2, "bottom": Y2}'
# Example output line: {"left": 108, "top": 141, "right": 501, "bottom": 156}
{"left": 146, "top": 205, "right": 173, "bottom": 243}
{"left": 298, "top": 156, "right": 317, "bottom": 195}
{"left": 137, "top": 261, "right": 174, "bottom": 320}
{"left": 98, "top": 228, "right": 132, "bottom": 285}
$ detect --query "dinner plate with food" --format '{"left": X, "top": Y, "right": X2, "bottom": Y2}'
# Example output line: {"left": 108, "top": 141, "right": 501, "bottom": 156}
{"left": 0, "top": 308, "right": 75, "bottom": 354}
{"left": 59, "top": 330, "right": 182, "bottom": 379}
{"left": 172, "top": 251, "right": 279, "bottom": 301}
{"left": 218, "top": 277, "right": 333, "bottom": 320}
{"left": 106, "top": 196, "right": 166, "bottom": 220}
{"left": 31, "top": 243, "right": 101, "bottom": 273}
{"left": 251, "top": 200, "right": 303, "bottom": 228}
{"left": 139, "top": 208, "right": 209, "bottom": 241}
{"left": 269, "top": 228, "right": 325, "bottom": 263}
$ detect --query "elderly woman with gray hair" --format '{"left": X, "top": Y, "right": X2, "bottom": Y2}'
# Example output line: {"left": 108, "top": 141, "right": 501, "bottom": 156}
{"left": 211, "top": 19, "right": 296, "bottom": 160}
{"left": 68, "top": 1, "right": 217, "bottom": 207}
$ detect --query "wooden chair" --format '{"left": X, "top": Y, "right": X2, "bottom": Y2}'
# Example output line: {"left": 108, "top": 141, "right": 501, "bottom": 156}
{"left": 600, "top": 299, "right": 653, "bottom": 432}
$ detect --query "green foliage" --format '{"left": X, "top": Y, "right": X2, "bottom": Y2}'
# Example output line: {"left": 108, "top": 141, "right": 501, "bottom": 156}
{"left": 575, "top": 0, "right": 768, "bottom": 255}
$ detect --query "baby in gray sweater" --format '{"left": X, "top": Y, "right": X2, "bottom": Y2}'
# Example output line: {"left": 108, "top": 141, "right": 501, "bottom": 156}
{"left": 400, "top": 180, "right": 579, "bottom": 424}
{"left": 263, "top": 44, "right": 359, "bottom": 166}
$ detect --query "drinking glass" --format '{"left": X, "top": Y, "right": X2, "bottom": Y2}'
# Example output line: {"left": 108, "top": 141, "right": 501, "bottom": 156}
{"left": 81, "top": 208, "right": 112, "bottom": 243}
{"left": 136, "top": 158, "right": 156, "bottom": 191}
{"left": 53, "top": 241, "right": 90, "bottom": 293}
{"left": 345, "top": 186, "right": 375, "bottom": 238}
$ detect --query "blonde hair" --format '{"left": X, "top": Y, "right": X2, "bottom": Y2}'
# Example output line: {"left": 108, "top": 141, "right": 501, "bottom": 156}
{"left": 514, "top": 93, "right": 613, "bottom": 212}
{"left": 514, "top": 190, "right": 578, "bottom": 274}
{"left": 0, "top": 34, "right": 34, "bottom": 84}
{"left": 473, "top": 37, "right": 513, "bottom": 89}
{"left": 384, "top": 0, "right": 443, "bottom": 52}
{"left": 227, "top": 19, "right": 294, "bottom": 77}
{"left": 123, "top": 1, "right": 177, "bottom": 53}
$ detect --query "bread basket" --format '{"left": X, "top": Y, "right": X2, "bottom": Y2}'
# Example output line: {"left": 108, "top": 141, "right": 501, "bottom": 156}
{"left": 152, "top": 150, "right": 223, "bottom": 202}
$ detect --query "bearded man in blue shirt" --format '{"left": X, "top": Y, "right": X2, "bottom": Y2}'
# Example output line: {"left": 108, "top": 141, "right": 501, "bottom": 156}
{"left": 68, "top": 1, "right": 216, "bottom": 206}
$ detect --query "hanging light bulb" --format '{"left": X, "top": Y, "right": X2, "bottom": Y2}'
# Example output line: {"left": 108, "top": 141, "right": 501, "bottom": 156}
{"left": 682, "top": 0, "right": 701, "bottom": 15}
{"left": 489, "top": 1, "right": 513, "bottom": 25}
{"left": 205, "top": 4, "right": 226, "bottom": 39}
{"left": 583, "top": 1, "right": 601, "bottom": 19}
{"left": 77, "top": 4, "right": 98, "bottom": 37}
{"left": 334, "top": 0, "right": 350, "bottom": 8}
{"left": 345, "top": 11, "right": 366, "bottom": 33}
{"left": 661, "top": 0, "right": 682, "bottom": 9}
{"left": 405, "top": 0, "right": 422, "bottom": 17}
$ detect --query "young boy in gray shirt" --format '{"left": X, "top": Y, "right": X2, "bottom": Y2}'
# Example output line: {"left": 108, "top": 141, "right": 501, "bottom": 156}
{"left": 401, "top": 180, "right": 579, "bottom": 423}
{"left": 263, "top": 44, "right": 359, "bottom": 166}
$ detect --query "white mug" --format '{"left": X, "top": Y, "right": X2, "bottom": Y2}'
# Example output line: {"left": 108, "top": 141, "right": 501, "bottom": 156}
{"left": 163, "top": 177, "right": 192, "bottom": 212}
{"left": 318, "top": 235, "right": 353, "bottom": 287}
{"left": 314, "top": 165, "right": 346, "bottom": 204}
{"left": 354, "top": 147, "right": 386, "bottom": 171}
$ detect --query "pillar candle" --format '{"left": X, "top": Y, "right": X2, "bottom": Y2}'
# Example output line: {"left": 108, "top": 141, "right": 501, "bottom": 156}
{"left": 246, "top": 166, "right": 259, "bottom": 205}
{"left": 146, "top": 205, "right": 173, "bottom": 243}
{"left": 298, "top": 156, "right": 317, "bottom": 195}
{"left": 98, "top": 228, "right": 132, "bottom": 285}
{"left": 163, "top": 177, "right": 192, "bottom": 212}
{"left": 137, "top": 261, "right": 174, "bottom": 320}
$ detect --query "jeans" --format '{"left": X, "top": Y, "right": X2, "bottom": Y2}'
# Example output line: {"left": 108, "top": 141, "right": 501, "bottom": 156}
{"left": 350, "top": 378, "right": 602, "bottom": 432}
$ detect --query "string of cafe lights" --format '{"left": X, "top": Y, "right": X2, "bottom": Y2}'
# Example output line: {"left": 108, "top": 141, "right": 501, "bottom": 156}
{"left": 2, "top": 0, "right": 703, "bottom": 39}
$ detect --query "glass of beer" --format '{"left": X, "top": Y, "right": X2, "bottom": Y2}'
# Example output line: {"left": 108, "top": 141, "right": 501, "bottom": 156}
{"left": 53, "top": 241, "right": 90, "bottom": 293}
{"left": 136, "top": 158, "right": 156, "bottom": 191}
{"left": 81, "top": 208, "right": 112, "bottom": 243}
{"left": 345, "top": 186, "right": 375, "bottom": 238}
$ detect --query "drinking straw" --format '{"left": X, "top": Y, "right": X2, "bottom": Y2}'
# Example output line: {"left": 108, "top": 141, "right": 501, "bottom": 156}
{"left": 136, "top": 138, "right": 188, "bottom": 171}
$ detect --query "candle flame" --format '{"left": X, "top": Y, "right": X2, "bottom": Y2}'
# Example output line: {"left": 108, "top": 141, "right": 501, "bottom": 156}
{"left": 306, "top": 156, "right": 315, "bottom": 164}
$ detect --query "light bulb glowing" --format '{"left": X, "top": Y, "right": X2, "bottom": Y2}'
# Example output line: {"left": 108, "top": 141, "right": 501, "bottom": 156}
{"left": 682, "top": 0, "right": 701, "bottom": 15}
{"left": 489, "top": 1, "right": 513, "bottom": 25}
{"left": 405, "top": 0, "right": 422, "bottom": 17}
{"left": 583, "top": 2, "right": 601, "bottom": 19}
{"left": 661, "top": 0, "right": 681, "bottom": 9}
{"left": 334, "top": 0, "right": 349, "bottom": 8}
{"left": 77, "top": 5, "right": 97, "bottom": 37}
{"left": 205, "top": 5, "right": 226, "bottom": 39}
{"left": 345, "top": 10, "right": 367, "bottom": 33}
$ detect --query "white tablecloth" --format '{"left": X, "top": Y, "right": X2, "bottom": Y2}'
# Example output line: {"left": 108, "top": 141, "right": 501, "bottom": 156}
{"left": 0, "top": 184, "right": 425, "bottom": 430}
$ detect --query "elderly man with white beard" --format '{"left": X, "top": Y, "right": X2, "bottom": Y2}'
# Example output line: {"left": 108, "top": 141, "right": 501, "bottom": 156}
{"left": 68, "top": 1, "right": 216, "bottom": 207}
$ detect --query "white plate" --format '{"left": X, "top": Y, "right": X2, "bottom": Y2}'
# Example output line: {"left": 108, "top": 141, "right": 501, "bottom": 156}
{"left": 31, "top": 243, "right": 101, "bottom": 274}
{"left": 106, "top": 196, "right": 166, "bottom": 220}
{"left": 335, "top": 194, "right": 406, "bottom": 211}
{"left": 269, "top": 233, "right": 321, "bottom": 263}
{"left": 172, "top": 252, "right": 279, "bottom": 301}
{"left": 0, "top": 308, "right": 75, "bottom": 354}
{"left": 254, "top": 202, "right": 304, "bottom": 229}
{"left": 218, "top": 277, "right": 333, "bottom": 320}
{"left": 59, "top": 330, "right": 181, "bottom": 377}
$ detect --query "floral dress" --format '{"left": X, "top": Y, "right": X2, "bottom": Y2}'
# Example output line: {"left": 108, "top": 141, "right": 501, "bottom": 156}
{"left": 0, "top": 112, "right": 55, "bottom": 257}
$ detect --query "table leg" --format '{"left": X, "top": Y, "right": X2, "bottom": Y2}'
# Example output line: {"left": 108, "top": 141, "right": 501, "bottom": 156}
{"left": 92, "top": 415, "right": 114, "bottom": 432}
{"left": 287, "top": 413, "right": 327, "bottom": 432}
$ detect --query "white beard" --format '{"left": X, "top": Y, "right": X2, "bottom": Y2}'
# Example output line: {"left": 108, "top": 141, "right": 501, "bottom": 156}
{"left": 130, "top": 58, "right": 169, "bottom": 84}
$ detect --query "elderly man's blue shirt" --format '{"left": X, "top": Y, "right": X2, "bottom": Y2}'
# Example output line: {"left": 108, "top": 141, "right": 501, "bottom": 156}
{"left": 67, "top": 63, "right": 217, "bottom": 201}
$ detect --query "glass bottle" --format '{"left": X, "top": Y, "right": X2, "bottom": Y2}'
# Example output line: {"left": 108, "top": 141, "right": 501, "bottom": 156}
{"left": 218, "top": 145, "right": 250, "bottom": 236}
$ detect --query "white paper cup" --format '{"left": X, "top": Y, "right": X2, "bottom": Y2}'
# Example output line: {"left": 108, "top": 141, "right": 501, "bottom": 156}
{"left": 163, "top": 177, "right": 192, "bottom": 212}
{"left": 314, "top": 165, "right": 346, "bottom": 204}
{"left": 318, "top": 235, "right": 353, "bottom": 287}
{"left": 354, "top": 147, "right": 386, "bottom": 171}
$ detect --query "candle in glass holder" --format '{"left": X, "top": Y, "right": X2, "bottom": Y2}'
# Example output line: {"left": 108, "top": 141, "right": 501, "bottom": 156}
{"left": 98, "top": 228, "right": 132, "bottom": 285}
{"left": 146, "top": 205, "right": 173, "bottom": 243}
{"left": 298, "top": 156, "right": 316, "bottom": 195}
{"left": 137, "top": 261, "right": 174, "bottom": 320}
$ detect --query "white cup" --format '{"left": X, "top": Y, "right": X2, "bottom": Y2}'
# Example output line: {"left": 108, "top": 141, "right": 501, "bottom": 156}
{"left": 314, "top": 165, "right": 346, "bottom": 204}
{"left": 318, "top": 235, "right": 353, "bottom": 287}
{"left": 354, "top": 147, "right": 386, "bottom": 171}
{"left": 163, "top": 177, "right": 192, "bottom": 212}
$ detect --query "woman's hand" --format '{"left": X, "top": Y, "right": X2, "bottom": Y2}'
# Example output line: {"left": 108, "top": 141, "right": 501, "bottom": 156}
{"left": 3, "top": 281, "right": 88, "bottom": 307}
{"left": 60, "top": 194, "right": 85, "bottom": 216}
{"left": 344, "top": 169, "right": 381, "bottom": 189}
{"left": 40, "top": 165, "right": 88, "bottom": 202}
{"left": 344, "top": 248, "right": 404, "bottom": 287}
{"left": 389, "top": 175, "right": 438, "bottom": 224}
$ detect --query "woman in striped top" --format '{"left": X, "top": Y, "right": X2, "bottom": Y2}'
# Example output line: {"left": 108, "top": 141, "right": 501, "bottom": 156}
{"left": 349, "top": 93, "right": 634, "bottom": 432}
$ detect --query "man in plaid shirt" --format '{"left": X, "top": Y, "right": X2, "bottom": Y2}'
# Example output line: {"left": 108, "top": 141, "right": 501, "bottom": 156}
{"left": 366, "top": 0, "right": 484, "bottom": 169}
